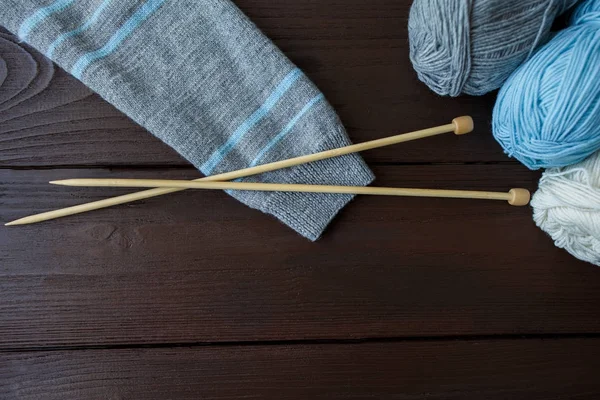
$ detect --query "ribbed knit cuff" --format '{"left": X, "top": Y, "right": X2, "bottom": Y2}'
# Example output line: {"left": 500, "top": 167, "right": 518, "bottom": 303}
{"left": 228, "top": 129, "right": 375, "bottom": 241}
{"left": 262, "top": 153, "right": 374, "bottom": 241}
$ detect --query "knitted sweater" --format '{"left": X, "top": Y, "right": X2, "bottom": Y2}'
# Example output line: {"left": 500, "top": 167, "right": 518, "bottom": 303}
{"left": 0, "top": 0, "right": 374, "bottom": 240}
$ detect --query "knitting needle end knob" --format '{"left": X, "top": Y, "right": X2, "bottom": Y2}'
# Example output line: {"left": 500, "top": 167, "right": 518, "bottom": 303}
{"left": 508, "top": 188, "right": 531, "bottom": 206}
{"left": 452, "top": 116, "right": 474, "bottom": 135}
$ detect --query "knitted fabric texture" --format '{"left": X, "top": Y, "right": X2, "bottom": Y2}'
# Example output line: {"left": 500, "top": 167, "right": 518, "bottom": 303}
{"left": 1, "top": 0, "right": 374, "bottom": 240}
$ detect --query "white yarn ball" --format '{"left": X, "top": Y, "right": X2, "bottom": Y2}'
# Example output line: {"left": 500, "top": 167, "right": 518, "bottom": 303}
{"left": 531, "top": 151, "right": 600, "bottom": 266}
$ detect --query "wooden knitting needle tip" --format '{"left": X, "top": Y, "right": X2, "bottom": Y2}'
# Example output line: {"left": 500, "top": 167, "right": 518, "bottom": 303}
{"left": 49, "top": 179, "right": 530, "bottom": 206}
{"left": 5, "top": 217, "right": 37, "bottom": 226}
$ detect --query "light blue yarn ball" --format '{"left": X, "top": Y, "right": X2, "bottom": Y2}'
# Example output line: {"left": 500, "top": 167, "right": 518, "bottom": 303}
{"left": 570, "top": 0, "right": 600, "bottom": 24}
{"left": 493, "top": 0, "right": 600, "bottom": 170}
{"left": 408, "top": 0, "right": 579, "bottom": 96}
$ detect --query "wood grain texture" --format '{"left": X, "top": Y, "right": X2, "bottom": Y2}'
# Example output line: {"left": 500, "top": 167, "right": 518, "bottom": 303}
{"left": 2, "top": 339, "right": 600, "bottom": 399}
{"left": 0, "top": 1, "right": 505, "bottom": 167}
{"left": 2, "top": 166, "right": 599, "bottom": 348}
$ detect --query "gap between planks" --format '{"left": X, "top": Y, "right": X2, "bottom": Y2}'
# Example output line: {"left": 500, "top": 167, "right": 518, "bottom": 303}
{"left": 2, "top": 332, "right": 599, "bottom": 354}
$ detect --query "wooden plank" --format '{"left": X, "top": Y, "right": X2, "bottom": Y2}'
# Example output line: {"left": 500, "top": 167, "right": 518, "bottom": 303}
{"left": 1, "top": 339, "right": 599, "bottom": 399}
{"left": 0, "top": 0, "right": 506, "bottom": 167}
{"left": 2, "top": 165, "right": 598, "bottom": 348}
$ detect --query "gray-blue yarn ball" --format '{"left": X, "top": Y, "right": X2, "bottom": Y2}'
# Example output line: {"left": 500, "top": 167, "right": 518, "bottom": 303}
{"left": 408, "top": 0, "right": 579, "bottom": 97}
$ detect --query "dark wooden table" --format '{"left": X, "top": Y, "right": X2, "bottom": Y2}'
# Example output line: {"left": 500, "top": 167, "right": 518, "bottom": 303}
{"left": 1, "top": 1, "right": 599, "bottom": 398}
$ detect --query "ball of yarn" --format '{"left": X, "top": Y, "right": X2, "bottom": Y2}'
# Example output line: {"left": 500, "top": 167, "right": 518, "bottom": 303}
{"left": 492, "top": 1, "right": 600, "bottom": 170}
{"left": 408, "top": 0, "right": 578, "bottom": 96}
{"left": 531, "top": 150, "right": 600, "bottom": 266}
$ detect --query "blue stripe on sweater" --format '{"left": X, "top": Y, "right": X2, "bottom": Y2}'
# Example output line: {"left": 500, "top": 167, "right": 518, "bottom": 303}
{"left": 201, "top": 68, "right": 304, "bottom": 174}
{"left": 47, "top": 0, "right": 113, "bottom": 59}
{"left": 249, "top": 93, "right": 325, "bottom": 168}
{"left": 18, "top": 0, "right": 76, "bottom": 40}
{"left": 71, "top": 0, "right": 167, "bottom": 79}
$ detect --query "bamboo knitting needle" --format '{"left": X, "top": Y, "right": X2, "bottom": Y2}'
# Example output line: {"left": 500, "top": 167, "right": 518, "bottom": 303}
{"left": 50, "top": 179, "right": 531, "bottom": 206}
{"left": 5, "top": 117, "right": 474, "bottom": 226}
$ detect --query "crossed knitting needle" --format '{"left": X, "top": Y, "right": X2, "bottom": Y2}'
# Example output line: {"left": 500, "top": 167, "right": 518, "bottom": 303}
{"left": 5, "top": 116, "right": 530, "bottom": 226}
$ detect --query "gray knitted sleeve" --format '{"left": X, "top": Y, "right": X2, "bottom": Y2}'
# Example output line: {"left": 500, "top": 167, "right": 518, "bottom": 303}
{"left": 0, "top": 0, "right": 374, "bottom": 240}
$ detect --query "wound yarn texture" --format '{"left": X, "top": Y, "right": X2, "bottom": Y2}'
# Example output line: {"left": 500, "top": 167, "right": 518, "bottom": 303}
{"left": 492, "top": 0, "right": 600, "bottom": 170}
{"left": 408, "top": 0, "right": 578, "bottom": 96}
{"left": 532, "top": 150, "right": 600, "bottom": 267}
